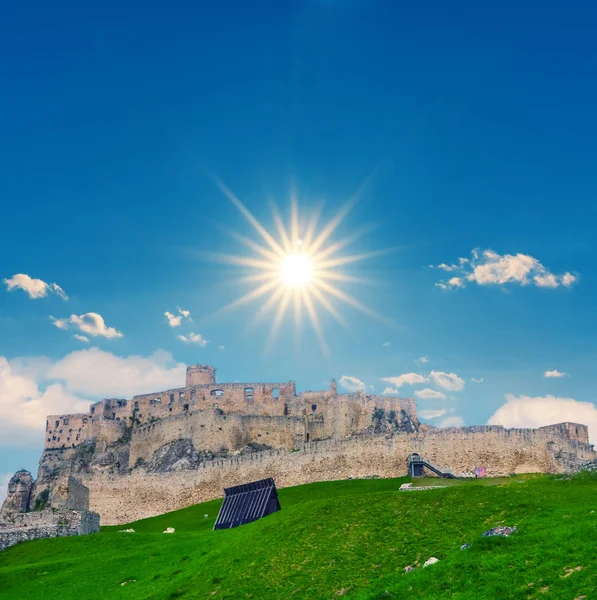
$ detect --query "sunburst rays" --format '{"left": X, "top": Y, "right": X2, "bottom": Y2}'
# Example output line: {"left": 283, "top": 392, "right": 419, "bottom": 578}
{"left": 207, "top": 180, "right": 395, "bottom": 354}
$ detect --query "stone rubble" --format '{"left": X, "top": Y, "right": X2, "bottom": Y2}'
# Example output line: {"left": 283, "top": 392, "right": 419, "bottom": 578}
{"left": 482, "top": 526, "right": 518, "bottom": 537}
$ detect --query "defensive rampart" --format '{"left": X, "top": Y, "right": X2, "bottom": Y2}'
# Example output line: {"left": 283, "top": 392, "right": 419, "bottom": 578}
{"left": 82, "top": 424, "right": 595, "bottom": 525}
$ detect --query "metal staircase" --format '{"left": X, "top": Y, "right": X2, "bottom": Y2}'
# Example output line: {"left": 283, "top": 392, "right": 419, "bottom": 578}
{"left": 407, "top": 453, "right": 457, "bottom": 479}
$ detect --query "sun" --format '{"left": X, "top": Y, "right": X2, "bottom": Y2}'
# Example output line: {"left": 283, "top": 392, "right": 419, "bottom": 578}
{"left": 279, "top": 251, "right": 313, "bottom": 287}
{"left": 206, "top": 179, "right": 393, "bottom": 353}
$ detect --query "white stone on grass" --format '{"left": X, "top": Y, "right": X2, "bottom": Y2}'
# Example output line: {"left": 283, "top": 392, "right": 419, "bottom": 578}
{"left": 423, "top": 557, "right": 439, "bottom": 567}
{"left": 163, "top": 527, "right": 175, "bottom": 534}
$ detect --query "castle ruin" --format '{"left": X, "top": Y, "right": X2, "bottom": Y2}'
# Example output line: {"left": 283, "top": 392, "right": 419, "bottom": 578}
{"left": 4, "top": 364, "right": 596, "bottom": 526}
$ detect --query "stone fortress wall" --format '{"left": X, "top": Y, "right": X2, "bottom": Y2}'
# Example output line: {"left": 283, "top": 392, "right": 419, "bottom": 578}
{"left": 24, "top": 363, "right": 597, "bottom": 526}
{"left": 83, "top": 423, "right": 595, "bottom": 525}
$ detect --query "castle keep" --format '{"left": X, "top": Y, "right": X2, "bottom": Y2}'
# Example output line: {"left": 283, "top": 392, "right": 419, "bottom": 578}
{"left": 5, "top": 364, "right": 596, "bottom": 526}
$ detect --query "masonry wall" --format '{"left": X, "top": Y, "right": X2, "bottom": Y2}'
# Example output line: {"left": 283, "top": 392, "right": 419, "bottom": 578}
{"left": 50, "top": 476, "right": 90, "bottom": 511}
{"left": 82, "top": 424, "right": 596, "bottom": 525}
{"left": 45, "top": 413, "right": 92, "bottom": 449}
{"left": 129, "top": 409, "right": 307, "bottom": 466}
{"left": 0, "top": 510, "right": 100, "bottom": 552}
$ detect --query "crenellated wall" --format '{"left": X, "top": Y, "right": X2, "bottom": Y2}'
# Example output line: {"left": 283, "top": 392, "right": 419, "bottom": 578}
{"left": 81, "top": 423, "right": 596, "bottom": 525}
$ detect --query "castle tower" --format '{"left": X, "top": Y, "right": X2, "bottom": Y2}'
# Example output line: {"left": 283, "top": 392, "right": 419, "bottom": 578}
{"left": 186, "top": 364, "right": 216, "bottom": 387}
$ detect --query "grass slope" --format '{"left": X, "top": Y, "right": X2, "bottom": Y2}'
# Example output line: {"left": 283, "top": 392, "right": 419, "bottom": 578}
{"left": 1, "top": 474, "right": 596, "bottom": 599}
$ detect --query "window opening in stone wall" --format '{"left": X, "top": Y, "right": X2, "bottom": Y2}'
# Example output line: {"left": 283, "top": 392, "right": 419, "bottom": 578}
{"left": 272, "top": 387, "right": 279, "bottom": 400}
{"left": 179, "top": 391, "right": 184, "bottom": 399}
{"left": 306, "top": 433, "right": 310, "bottom": 442}
{"left": 190, "top": 390, "right": 196, "bottom": 401}
{"left": 64, "top": 418, "right": 69, "bottom": 425}
{"left": 134, "top": 401, "right": 139, "bottom": 410}
{"left": 244, "top": 387, "right": 254, "bottom": 403}
{"left": 213, "top": 403, "right": 219, "bottom": 408}
{"left": 112, "top": 412, "right": 116, "bottom": 419}
{"left": 183, "top": 404, "right": 189, "bottom": 411}
{"left": 91, "top": 406, "right": 95, "bottom": 414}
{"left": 83, "top": 417, "right": 88, "bottom": 424}
{"left": 311, "top": 404, "right": 317, "bottom": 412}
{"left": 210, "top": 389, "right": 224, "bottom": 397}
{"left": 55, "top": 420, "right": 59, "bottom": 428}
{"left": 170, "top": 394, "right": 174, "bottom": 403}
{"left": 46, "top": 421, "right": 49, "bottom": 431}
{"left": 151, "top": 398, "right": 161, "bottom": 406}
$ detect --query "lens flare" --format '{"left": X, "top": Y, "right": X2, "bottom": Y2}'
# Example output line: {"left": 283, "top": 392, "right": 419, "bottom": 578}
{"left": 206, "top": 178, "right": 395, "bottom": 353}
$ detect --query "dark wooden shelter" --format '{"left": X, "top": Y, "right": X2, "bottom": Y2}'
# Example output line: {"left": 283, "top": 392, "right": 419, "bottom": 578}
{"left": 213, "top": 477, "right": 281, "bottom": 530}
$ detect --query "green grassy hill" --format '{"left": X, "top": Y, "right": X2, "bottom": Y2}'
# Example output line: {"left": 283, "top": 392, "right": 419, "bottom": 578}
{"left": 1, "top": 474, "right": 596, "bottom": 599}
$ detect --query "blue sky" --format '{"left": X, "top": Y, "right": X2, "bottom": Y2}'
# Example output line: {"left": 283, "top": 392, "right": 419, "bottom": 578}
{"left": 2, "top": 1, "right": 597, "bottom": 491}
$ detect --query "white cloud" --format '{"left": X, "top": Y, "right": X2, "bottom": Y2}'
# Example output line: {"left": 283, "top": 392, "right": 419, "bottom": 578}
{"left": 339, "top": 375, "right": 366, "bottom": 392}
{"left": 419, "top": 409, "right": 447, "bottom": 420}
{"left": 382, "top": 386, "right": 399, "bottom": 395}
{"left": 439, "top": 416, "right": 465, "bottom": 427}
{"left": 562, "top": 273, "right": 577, "bottom": 287}
{"left": 382, "top": 341, "right": 391, "bottom": 347}
{"left": 0, "top": 473, "right": 13, "bottom": 506}
{"left": 0, "top": 357, "right": 92, "bottom": 447}
{"left": 165, "top": 312, "right": 182, "bottom": 327}
{"left": 50, "top": 316, "right": 69, "bottom": 330}
{"left": 165, "top": 307, "right": 192, "bottom": 328}
{"left": 73, "top": 334, "right": 89, "bottom": 343}
{"left": 3, "top": 274, "right": 68, "bottom": 300}
{"left": 177, "top": 332, "right": 209, "bottom": 346}
{"left": 545, "top": 370, "right": 566, "bottom": 378}
{"left": 380, "top": 373, "right": 429, "bottom": 388}
{"left": 7, "top": 356, "right": 53, "bottom": 380}
{"left": 47, "top": 348, "right": 186, "bottom": 398}
{"left": 433, "top": 249, "right": 577, "bottom": 290}
{"left": 51, "top": 313, "right": 123, "bottom": 339}
{"left": 471, "top": 377, "right": 484, "bottom": 383}
{"left": 488, "top": 393, "right": 597, "bottom": 444}
{"left": 415, "top": 388, "right": 447, "bottom": 400}
{"left": 429, "top": 371, "right": 465, "bottom": 391}
{"left": 218, "top": 345, "right": 225, "bottom": 351}
{"left": 418, "top": 356, "right": 429, "bottom": 364}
